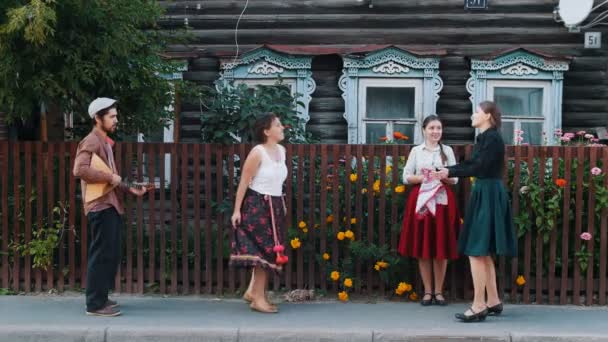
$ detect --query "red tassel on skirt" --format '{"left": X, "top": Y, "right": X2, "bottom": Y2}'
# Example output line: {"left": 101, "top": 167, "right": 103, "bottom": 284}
{"left": 397, "top": 184, "right": 460, "bottom": 260}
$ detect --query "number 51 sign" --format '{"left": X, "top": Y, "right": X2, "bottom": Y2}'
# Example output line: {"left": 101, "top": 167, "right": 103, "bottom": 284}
{"left": 585, "top": 32, "right": 602, "bottom": 49}
{"left": 465, "top": 0, "right": 488, "bottom": 9}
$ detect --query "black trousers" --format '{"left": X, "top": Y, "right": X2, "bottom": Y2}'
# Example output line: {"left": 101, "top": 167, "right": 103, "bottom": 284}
{"left": 86, "top": 207, "right": 122, "bottom": 311}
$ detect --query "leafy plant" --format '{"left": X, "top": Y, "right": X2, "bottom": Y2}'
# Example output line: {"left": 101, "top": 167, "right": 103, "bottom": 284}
{"left": 0, "top": 0, "right": 190, "bottom": 139}
{"left": 11, "top": 202, "right": 73, "bottom": 270}
{"left": 199, "top": 82, "right": 316, "bottom": 144}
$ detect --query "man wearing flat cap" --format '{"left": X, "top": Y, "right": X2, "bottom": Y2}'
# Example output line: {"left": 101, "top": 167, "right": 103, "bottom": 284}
{"left": 73, "top": 98, "right": 148, "bottom": 317}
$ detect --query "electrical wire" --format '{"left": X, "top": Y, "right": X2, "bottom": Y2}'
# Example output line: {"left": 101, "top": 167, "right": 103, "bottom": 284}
{"left": 232, "top": 0, "right": 250, "bottom": 65}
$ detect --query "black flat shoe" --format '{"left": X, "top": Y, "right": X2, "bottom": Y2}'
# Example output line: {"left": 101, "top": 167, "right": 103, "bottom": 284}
{"left": 420, "top": 293, "right": 433, "bottom": 306}
{"left": 488, "top": 303, "right": 503, "bottom": 315}
{"left": 455, "top": 307, "right": 489, "bottom": 323}
{"left": 434, "top": 292, "right": 447, "bottom": 306}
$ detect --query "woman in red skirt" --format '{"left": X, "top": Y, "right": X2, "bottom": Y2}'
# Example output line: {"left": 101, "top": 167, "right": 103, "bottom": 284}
{"left": 398, "top": 115, "right": 460, "bottom": 306}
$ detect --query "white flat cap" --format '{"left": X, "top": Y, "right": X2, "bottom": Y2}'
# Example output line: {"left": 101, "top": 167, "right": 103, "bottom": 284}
{"left": 88, "top": 97, "right": 117, "bottom": 118}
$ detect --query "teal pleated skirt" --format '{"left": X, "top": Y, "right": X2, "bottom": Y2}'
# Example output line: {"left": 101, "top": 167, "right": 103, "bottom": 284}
{"left": 458, "top": 178, "right": 518, "bottom": 257}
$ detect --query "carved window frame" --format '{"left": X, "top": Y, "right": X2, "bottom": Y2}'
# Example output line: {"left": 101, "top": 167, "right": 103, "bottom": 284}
{"left": 218, "top": 48, "right": 316, "bottom": 128}
{"left": 339, "top": 47, "right": 443, "bottom": 144}
{"left": 467, "top": 49, "right": 570, "bottom": 145}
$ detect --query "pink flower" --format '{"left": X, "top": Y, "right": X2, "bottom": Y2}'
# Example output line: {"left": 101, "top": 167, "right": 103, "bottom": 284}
{"left": 591, "top": 167, "right": 602, "bottom": 176}
{"left": 560, "top": 137, "right": 571, "bottom": 142}
{"left": 521, "top": 143, "right": 530, "bottom": 146}
{"left": 585, "top": 134, "right": 594, "bottom": 140}
{"left": 590, "top": 143, "right": 606, "bottom": 147}
{"left": 564, "top": 133, "right": 575, "bottom": 139}
{"left": 591, "top": 138, "right": 600, "bottom": 143}
{"left": 577, "top": 130, "right": 586, "bottom": 136}
{"left": 580, "top": 232, "right": 592, "bottom": 241}
{"left": 515, "top": 136, "right": 524, "bottom": 143}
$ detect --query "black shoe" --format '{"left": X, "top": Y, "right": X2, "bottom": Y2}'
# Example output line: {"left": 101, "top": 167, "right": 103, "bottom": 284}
{"left": 420, "top": 293, "right": 433, "bottom": 306}
{"left": 434, "top": 292, "right": 447, "bottom": 306}
{"left": 455, "top": 307, "right": 488, "bottom": 323}
{"left": 488, "top": 303, "right": 503, "bottom": 315}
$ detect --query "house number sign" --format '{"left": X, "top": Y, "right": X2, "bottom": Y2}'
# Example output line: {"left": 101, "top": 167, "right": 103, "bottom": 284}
{"left": 465, "top": 0, "right": 488, "bottom": 9}
{"left": 584, "top": 32, "right": 602, "bottom": 49}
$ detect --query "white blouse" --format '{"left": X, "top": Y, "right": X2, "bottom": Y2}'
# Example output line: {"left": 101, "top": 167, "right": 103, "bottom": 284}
{"left": 402, "top": 144, "right": 458, "bottom": 184}
{"left": 249, "top": 144, "right": 288, "bottom": 197}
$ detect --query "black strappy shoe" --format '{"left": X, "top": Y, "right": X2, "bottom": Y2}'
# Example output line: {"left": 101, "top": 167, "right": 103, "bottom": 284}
{"left": 455, "top": 307, "right": 489, "bottom": 322}
{"left": 434, "top": 292, "right": 447, "bottom": 306}
{"left": 487, "top": 302, "right": 503, "bottom": 315}
{"left": 420, "top": 293, "right": 434, "bottom": 306}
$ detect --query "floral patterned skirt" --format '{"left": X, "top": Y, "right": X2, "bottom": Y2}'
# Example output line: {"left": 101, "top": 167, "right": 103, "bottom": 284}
{"left": 229, "top": 189, "right": 286, "bottom": 273}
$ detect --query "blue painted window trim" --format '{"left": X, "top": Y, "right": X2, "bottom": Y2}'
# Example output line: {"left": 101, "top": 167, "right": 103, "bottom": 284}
{"left": 467, "top": 49, "right": 570, "bottom": 145}
{"left": 339, "top": 47, "right": 443, "bottom": 144}
{"left": 217, "top": 48, "right": 316, "bottom": 128}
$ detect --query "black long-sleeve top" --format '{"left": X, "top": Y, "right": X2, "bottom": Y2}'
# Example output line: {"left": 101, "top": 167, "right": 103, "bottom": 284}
{"left": 446, "top": 128, "right": 505, "bottom": 179}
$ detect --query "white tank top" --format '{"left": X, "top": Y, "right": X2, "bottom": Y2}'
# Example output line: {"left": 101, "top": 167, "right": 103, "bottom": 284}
{"left": 249, "top": 144, "right": 288, "bottom": 197}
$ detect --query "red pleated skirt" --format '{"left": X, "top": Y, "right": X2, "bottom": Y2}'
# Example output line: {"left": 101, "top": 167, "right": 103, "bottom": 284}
{"left": 397, "top": 184, "right": 461, "bottom": 260}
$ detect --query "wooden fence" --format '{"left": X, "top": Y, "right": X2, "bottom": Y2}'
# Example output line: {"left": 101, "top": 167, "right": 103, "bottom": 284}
{"left": 0, "top": 142, "right": 606, "bottom": 305}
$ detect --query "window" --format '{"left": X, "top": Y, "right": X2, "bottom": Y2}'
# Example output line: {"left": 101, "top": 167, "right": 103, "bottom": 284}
{"left": 339, "top": 47, "right": 444, "bottom": 144}
{"left": 357, "top": 79, "right": 422, "bottom": 143}
{"left": 488, "top": 80, "right": 550, "bottom": 145}
{"left": 218, "top": 47, "right": 315, "bottom": 127}
{"left": 467, "top": 48, "right": 570, "bottom": 145}
{"left": 234, "top": 79, "right": 296, "bottom": 97}
{"left": 137, "top": 62, "right": 186, "bottom": 187}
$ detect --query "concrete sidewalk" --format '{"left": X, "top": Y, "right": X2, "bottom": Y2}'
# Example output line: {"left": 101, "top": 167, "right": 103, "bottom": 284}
{"left": 1, "top": 295, "right": 608, "bottom": 342}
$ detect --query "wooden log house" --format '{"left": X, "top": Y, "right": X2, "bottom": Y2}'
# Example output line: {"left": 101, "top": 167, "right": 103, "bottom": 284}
{"left": 157, "top": 0, "right": 608, "bottom": 145}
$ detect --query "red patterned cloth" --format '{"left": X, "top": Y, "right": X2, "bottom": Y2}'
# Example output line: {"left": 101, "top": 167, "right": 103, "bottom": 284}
{"left": 398, "top": 184, "right": 461, "bottom": 260}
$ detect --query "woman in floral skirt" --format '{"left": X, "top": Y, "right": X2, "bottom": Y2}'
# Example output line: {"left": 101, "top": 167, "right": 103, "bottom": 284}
{"left": 230, "top": 113, "right": 289, "bottom": 313}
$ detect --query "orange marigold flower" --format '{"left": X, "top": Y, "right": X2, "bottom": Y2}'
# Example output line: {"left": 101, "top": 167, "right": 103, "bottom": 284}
{"left": 409, "top": 292, "right": 418, "bottom": 301}
{"left": 290, "top": 238, "right": 301, "bottom": 249}
{"left": 322, "top": 253, "right": 330, "bottom": 261}
{"left": 350, "top": 218, "right": 357, "bottom": 225}
{"left": 344, "top": 278, "right": 353, "bottom": 288}
{"left": 331, "top": 271, "right": 340, "bottom": 281}
{"left": 394, "top": 185, "right": 406, "bottom": 193}
{"left": 337, "top": 232, "right": 346, "bottom": 241}
{"left": 373, "top": 179, "right": 381, "bottom": 192}
{"left": 374, "top": 264, "right": 381, "bottom": 271}
{"left": 555, "top": 178, "right": 567, "bottom": 188}
{"left": 298, "top": 221, "right": 307, "bottom": 229}
{"left": 379, "top": 136, "right": 389, "bottom": 142}
{"left": 326, "top": 215, "right": 334, "bottom": 224}
{"left": 338, "top": 291, "right": 349, "bottom": 302}
{"left": 349, "top": 173, "right": 358, "bottom": 182}
{"left": 344, "top": 230, "right": 355, "bottom": 240}
{"left": 516, "top": 275, "right": 526, "bottom": 286}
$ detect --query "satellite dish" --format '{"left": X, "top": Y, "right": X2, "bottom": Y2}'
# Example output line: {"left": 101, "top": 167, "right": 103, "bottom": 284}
{"left": 558, "top": 0, "right": 594, "bottom": 26}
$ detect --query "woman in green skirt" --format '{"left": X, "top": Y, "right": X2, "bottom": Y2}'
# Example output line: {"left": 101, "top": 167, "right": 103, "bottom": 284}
{"left": 435, "top": 101, "right": 517, "bottom": 322}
